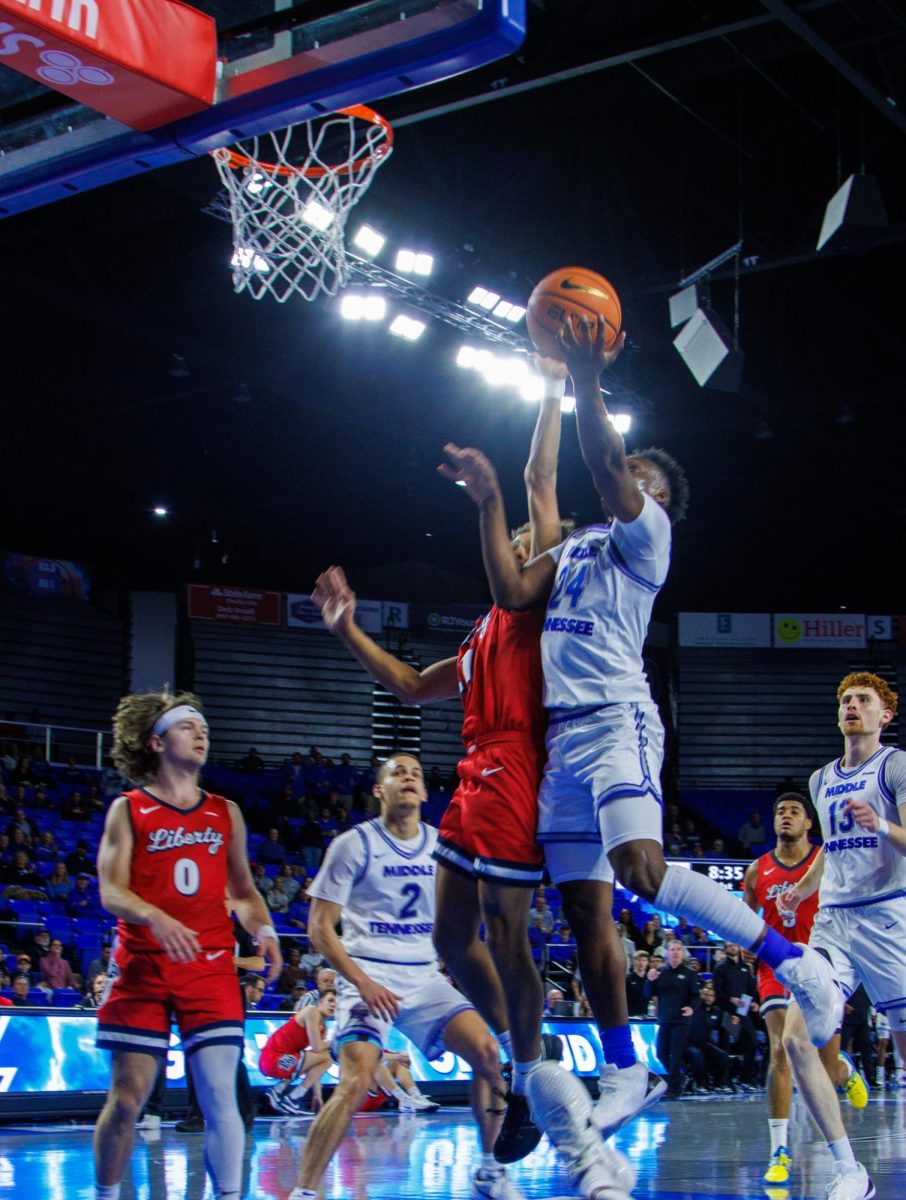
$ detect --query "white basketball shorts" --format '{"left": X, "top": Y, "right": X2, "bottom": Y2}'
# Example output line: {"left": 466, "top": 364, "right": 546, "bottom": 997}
{"left": 810, "top": 894, "right": 906, "bottom": 1019}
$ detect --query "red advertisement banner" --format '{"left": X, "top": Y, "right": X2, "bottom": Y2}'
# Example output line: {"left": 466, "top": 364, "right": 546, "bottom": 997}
{"left": 0, "top": 0, "right": 216, "bottom": 130}
{"left": 187, "top": 584, "right": 281, "bottom": 626}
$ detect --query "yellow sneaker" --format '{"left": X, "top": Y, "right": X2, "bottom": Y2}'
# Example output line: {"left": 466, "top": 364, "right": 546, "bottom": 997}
{"left": 837, "top": 1051, "right": 869, "bottom": 1109}
{"left": 764, "top": 1147, "right": 792, "bottom": 1184}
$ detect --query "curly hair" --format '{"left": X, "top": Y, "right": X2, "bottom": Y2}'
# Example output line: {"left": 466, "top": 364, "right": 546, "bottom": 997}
{"left": 631, "top": 446, "right": 690, "bottom": 526}
{"left": 112, "top": 690, "right": 204, "bottom": 783}
{"left": 837, "top": 672, "right": 898, "bottom": 719}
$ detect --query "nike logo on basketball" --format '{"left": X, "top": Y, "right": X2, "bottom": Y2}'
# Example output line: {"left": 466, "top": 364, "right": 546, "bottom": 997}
{"left": 205, "top": 951, "right": 226, "bottom": 961}
{"left": 562, "top": 278, "right": 608, "bottom": 299}
{"left": 139, "top": 805, "right": 160, "bottom": 814}
{"left": 481, "top": 767, "right": 504, "bottom": 776}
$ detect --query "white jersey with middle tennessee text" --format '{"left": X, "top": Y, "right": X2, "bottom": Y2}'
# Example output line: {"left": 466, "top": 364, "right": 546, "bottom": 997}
{"left": 541, "top": 493, "right": 671, "bottom": 710}
{"left": 809, "top": 746, "right": 906, "bottom": 909}
{"left": 307, "top": 818, "right": 438, "bottom": 966}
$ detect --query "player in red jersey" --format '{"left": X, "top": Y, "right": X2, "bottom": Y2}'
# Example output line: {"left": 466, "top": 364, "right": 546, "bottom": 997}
{"left": 262, "top": 989, "right": 336, "bottom": 1114}
{"left": 311, "top": 358, "right": 578, "bottom": 1170}
{"left": 93, "top": 691, "right": 282, "bottom": 1200}
{"left": 744, "top": 792, "right": 867, "bottom": 1186}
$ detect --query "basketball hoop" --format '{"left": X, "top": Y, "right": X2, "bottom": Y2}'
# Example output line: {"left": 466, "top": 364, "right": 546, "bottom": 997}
{"left": 212, "top": 105, "right": 393, "bottom": 303}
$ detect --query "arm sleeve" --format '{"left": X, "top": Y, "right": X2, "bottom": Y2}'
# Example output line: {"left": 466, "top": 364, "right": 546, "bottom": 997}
{"left": 306, "top": 831, "right": 362, "bottom": 907}
{"left": 611, "top": 494, "right": 671, "bottom": 585}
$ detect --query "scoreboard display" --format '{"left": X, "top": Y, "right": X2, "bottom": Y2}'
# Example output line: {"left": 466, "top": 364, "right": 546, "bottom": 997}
{"left": 666, "top": 857, "right": 748, "bottom": 894}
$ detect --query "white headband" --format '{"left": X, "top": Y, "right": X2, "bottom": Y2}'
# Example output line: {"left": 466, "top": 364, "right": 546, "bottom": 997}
{"left": 152, "top": 705, "right": 207, "bottom": 737}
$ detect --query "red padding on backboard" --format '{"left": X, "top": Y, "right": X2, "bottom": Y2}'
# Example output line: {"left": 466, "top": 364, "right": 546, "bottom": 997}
{"left": 0, "top": 0, "right": 217, "bottom": 131}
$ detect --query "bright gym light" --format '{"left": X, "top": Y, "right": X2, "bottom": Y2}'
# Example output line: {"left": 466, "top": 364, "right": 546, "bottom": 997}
{"left": 612, "top": 413, "right": 632, "bottom": 433}
{"left": 232, "top": 247, "right": 270, "bottom": 273}
{"left": 352, "top": 224, "right": 386, "bottom": 257}
{"left": 468, "top": 286, "right": 501, "bottom": 310}
{"left": 153, "top": 505, "right": 169, "bottom": 517}
{"left": 389, "top": 314, "right": 427, "bottom": 341}
{"left": 302, "top": 200, "right": 335, "bottom": 231}
{"left": 396, "top": 249, "right": 433, "bottom": 276}
{"left": 245, "top": 172, "right": 273, "bottom": 196}
{"left": 339, "top": 293, "right": 387, "bottom": 321}
{"left": 456, "top": 345, "right": 478, "bottom": 369}
{"left": 467, "top": 287, "right": 525, "bottom": 322}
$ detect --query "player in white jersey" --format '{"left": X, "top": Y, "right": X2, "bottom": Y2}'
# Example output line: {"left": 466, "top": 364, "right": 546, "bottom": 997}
{"left": 289, "top": 752, "right": 523, "bottom": 1200}
{"left": 778, "top": 671, "right": 906, "bottom": 1200}
{"left": 442, "top": 316, "right": 843, "bottom": 1195}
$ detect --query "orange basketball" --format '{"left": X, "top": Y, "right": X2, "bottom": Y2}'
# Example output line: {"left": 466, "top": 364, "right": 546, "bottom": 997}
{"left": 526, "top": 266, "right": 622, "bottom": 361}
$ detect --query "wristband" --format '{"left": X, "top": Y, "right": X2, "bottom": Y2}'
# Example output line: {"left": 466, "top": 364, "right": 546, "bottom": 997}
{"left": 877, "top": 817, "right": 890, "bottom": 839}
{"left": 256, "top": 924, "right": 278, "bottom": 943}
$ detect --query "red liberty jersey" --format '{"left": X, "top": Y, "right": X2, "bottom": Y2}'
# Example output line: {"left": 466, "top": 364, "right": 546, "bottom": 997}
{"left": 753, "top": 845, "right": 820, "bottom": 941}
{"left": 266, "top": 1012, "right": 324, "bottom": 1058}
{"left": 457, "top": 606, "right": 546, "bottom": 746}
{"left": 118, "top": 787, "right": 234, "bottom": 955}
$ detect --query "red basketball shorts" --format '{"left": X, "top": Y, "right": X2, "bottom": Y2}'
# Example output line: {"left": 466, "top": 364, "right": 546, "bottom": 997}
{"left": 757, "top": 962, "right": 790, "bottom": 1016}
{"left": 435, "top": 732, "right": 545, "bottom": 886}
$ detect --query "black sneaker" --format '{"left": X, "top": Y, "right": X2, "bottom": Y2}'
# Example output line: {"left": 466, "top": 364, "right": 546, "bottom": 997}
{"left": 493, "top": 1091, "right": 541, "bottom": 1164}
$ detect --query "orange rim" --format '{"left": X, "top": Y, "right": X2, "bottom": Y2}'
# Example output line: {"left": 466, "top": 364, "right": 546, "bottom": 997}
{"left": 213, "top": 105, "right": 393, "bottom": 180}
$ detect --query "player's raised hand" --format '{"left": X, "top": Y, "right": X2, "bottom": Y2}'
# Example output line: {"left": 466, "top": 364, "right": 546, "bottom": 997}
{"left": 843, "top": 797, "right": 881, "bottom": 832}
{"left": 556, "top": 315, "right": 626, "bottom": 382}
{"left": 148, "top": 910, "right": 202, "bottom": 963}
{"left": 438, "top": 443, "right": 499, "bottom": 504}
{"left": 529, "top": 351, "right": 568, "bottom": 388}
{"left": 312, "top": 565, "right": 356, "bottom": 633}
{"left": 359, "top": 975, "right": 403, "bottom": 1021}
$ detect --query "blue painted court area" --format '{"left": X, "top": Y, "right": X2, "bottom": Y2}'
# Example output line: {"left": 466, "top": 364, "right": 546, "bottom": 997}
{"left": 0, "top": 1092, "right": 903, "bottom": 1199}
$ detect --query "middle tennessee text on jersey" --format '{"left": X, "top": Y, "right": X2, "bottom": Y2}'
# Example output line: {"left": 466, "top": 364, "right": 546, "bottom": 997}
{"left": 307, "top": 818, "right": 441, "bottom": 965}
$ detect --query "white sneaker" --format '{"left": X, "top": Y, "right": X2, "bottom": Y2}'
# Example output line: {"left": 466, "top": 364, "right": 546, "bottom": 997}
{"left": 826, "top": 1164, "right": 876, "bottom": 1200}
{"left": 287, "top": 1190, "right": 318, "bottom": 1200}
{"left": 593, "top": 1062, "right": 667, "bottom": 1137}
{"left": 527, "top": 1061, "right": 636, "bottom": 1199}
{"left": 399, "top": 1092, "right": 440, "bottom": 1112}
{"left": 471, "top": 1166, "right": 526, "bottom": 1199}
{"left": 774, "top": 944, "right": 844, "bottom": 1047}
{"left": 136, "top": 1113, "right": 161, "bottom": 1130}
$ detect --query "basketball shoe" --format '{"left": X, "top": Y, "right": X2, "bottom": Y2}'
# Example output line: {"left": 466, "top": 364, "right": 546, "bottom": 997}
{"left": 836, "top": 1051, "right": 869, "bottom": 1109}
{"left": 773, "top": 945, "right": 844, "bottom": 1047}
{"left": 470, "top": 1166, "right": 526, "bottom": 1199}
{"left": 399, "top": 1091, "right": 440, "bottom": 1112}
{"left": 763, "top": 1146, "right": 792, "bottom": 1184}
{"left": 593, "top": 1061, "right": 667, "bottom": 1137}
{"left": 527, "top": 1061, "right": 636, "bottom": 1200}
{"left": 826, "top": 1164, "right": 875, "bottom": 1200}
{"left": 494, "top": 1034, "right": 563, "bottom": 1164}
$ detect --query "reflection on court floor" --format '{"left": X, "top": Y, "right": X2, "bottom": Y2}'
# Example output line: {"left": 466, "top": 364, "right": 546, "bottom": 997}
{"left": 0, "top": 1092, "right": 903, "bottom": 1199}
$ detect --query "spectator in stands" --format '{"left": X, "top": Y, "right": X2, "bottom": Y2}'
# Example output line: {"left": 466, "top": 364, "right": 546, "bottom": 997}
{"left": 646, "top": 939, "right": 700, "bottom": 1099}
{"left": 296, "top": 966, "right": 337, "bottom": 1010}
{"left": 0, "top": 833, "right": 11, "bottom": 866}
{"left": 667, "top": 821, "right": 686, "bottom": 852}
{"left": 300, "top": 944, "right": 325, "bottom": 979}
{"left": 618, "top": 907, "right": 642, "bottom": 945}
{"left": 21, "top": 926, "right": 52, "bottom": 965}
{"left": 705, "top": 837, "right": 728, "bottom": 859}
{"left": 737, "top": 810, "right": 767, "bottom": 854}
{"left": 305, "top": 750, "right": 332, "bottom": 806}
{"left": 9, "top": 755, "right": 39, "bottom": 788}
{"left": 277, "top": 863, "right": 300, "bottom": 903}
{"left": 712, "top": 942, "right": 759, "bottom": 1090}
{"left": 65, "top": 840, "right": 96, "bottom": 877}
{"left": 635, "top": 918, "right": 662, "bottom": 954}
{"left": 278, "top": 945, "right": 307, "bottom": 994}
{"left": 671, "top": 916, "right": 692, "bottom": 944}
{"left": 0, "top": 743, "right": 17, "bottom": 772}
{"left": 14, "top": 953, "right": 35, "bottom": 982}
{"left": 683, "top": 819, "right": 702, "bottom": 849}
{"left": 66, "top": 873, "right": 100, "bottom": 917}
{"left": 298, "top": 814, "right": 324, "bottom": 872}
{"left": 100, "top": 759, "right": 126, "bottom": 802}
{"left": 33, "top": 829, "right": 58, "bottom": 862}
{"left": 686, "top": 981, "right": 734, "bottom": 1093}
{"left": 81, "top": 972, "right": 108, "bottom": 1008}
{"left": 331, "top": 753, "right": 358, "bottom": 805}
{"left": 258, "top": 827, "right": 287, "bottom": 867}
{"left": 31, "top": 781, "right": 50, "bottom": 808}
{"left": 61, "top": 756, "right": 88, "bottom": 788}
{"left": 286, "top": 893, "right": 310, "bottom": 933}
{"left": 282, "top": 981, "right": 308, "bottom": 1012}
{"left": 315, "top": 804, "right": 338, "bottom": 843}
{"left": 243, "top": 974, "right": 266, "bottom": 1009}
{"left": 7, "top": 806, "right": 38, "bottom": 842}
{"left": 61, "top": 789, "right": 91, "bottom": 821}
{"left": 86, "top": 942, "right": 112, "bottom": 983}
{"left": 251, "top": 862, "right": 273, "bottom": 898}
{"left": 9, "top": 974, "right": 34, "bottom": 1006}
{"left": 237, "top": 747, "right": 265, "bottom": 774}
{"left": 528, "top": 890, "right": 554, "bottom": 934}
{"left": 40, "top": 938, "right": 79, "bottom": 990}
{"left": 268, "top": 876, "right": 291, "bottom": 913}
{"left": 45, "top": 861, "right": 72, "bottom": 900}
{"left": 85, "top": 782, "right": 105, "bottom": 813}
{"left": 626, "top": 951, "right": 651, "bottom": 1017}
{"left": 1, "top": 848, "right": 44, "bottom": 890}
{"left": 284, "top": 751, "right": 307, "bottom": 797}
{"left": 9, "top": 827, "right": 32, "bottom": 858}
{"left": 544, "top": 988, "right": 565, "bottom": 1016}
{"left": 615, "top": 921, "right": 636, "bottom": 968}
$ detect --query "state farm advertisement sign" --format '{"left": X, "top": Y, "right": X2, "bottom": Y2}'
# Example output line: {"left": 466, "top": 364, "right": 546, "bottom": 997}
{"left": 188, "top": 585, "right": 281, "bottom": 626}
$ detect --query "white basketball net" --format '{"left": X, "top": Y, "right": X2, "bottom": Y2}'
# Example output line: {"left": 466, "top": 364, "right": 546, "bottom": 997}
{"left": 212, "top": 106, "right": 393, "bottom": 303}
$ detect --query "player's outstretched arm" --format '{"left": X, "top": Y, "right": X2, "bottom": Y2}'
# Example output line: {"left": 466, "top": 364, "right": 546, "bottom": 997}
{"left": 556, "top": 318, "right": 639, "bottom": 521}
{"left": 97, "top": 797, "right": 202, "bottom": 963}
{"left": 312, "top": 566, "right": 458, "bottom": 704}
{"left": 308, "top": 898, "right": 401, "bottom": 1020}
{"left": 439, "top": 443, "right": 556, "bottom": 610}
{"left": 524, "top": 355, "right": 567, "bottom": 556}
{"left": 226, "top": 802, "right": 283, "bottom": 981}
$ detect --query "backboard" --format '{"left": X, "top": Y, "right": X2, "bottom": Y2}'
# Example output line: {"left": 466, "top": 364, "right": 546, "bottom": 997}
{"left": 0, "top": 0, "right": 525, "bottom": 217}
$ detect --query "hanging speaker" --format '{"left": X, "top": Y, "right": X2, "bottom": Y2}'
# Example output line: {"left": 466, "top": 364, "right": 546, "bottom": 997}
{"left": 816, "top": 174, "right": 888, "bottom": 252}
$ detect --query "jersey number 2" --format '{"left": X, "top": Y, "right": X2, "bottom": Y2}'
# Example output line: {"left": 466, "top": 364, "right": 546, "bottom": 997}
{"left": 398, "top": 883, "right": 421, "bottom": 919}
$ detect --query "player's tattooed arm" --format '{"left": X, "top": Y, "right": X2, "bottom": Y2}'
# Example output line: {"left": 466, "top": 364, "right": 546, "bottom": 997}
{"left": 97, "top": 797, "right": 202, "bottom": 963}
{"left": 313, "top": 566, "right": 459, "bottom": 703}
{"left": 439, "top": 443, "right": 557, "bottom": 610}
{"left": 308, "top": 898, "right": 402, "bottom": 1020}
{"left": 556, "top": 318, "right": 638, "bottom": 521}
